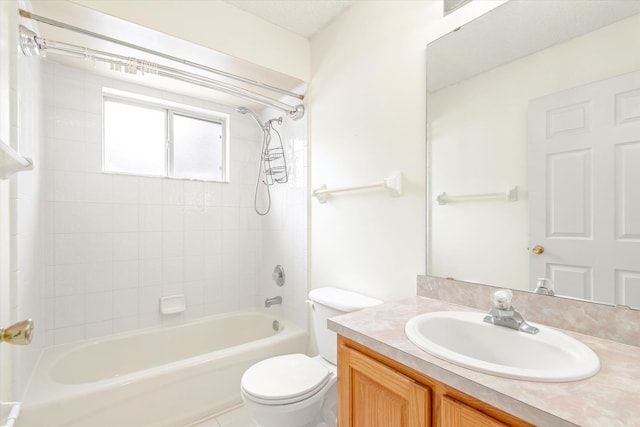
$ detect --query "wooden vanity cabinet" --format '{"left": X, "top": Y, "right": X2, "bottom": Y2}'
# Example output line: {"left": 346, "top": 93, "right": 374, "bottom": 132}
{"left": 337, "top": 336, "right": 533, "bottom": 427}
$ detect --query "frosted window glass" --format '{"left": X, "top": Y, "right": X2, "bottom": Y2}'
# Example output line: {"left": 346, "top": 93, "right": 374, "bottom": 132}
{"left": 172, "top": 114, "right": 223, "bottom": 181}
{"left": 104, "top": 100, "right": 166, "bottom": 176}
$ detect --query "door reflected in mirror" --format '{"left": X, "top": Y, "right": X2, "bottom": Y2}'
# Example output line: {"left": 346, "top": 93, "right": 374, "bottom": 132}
{"left": 426, "top": 0, "right": 640, "bottom": 309}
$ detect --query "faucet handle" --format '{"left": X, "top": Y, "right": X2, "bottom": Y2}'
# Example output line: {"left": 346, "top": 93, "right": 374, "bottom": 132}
{"left": 491, "top": 289, "right": 513, "bottom": 310}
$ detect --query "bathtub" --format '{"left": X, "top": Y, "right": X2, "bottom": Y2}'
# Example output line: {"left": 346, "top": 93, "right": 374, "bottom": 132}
{"left": 17, "top": 311, "right": 307, "bottom": 427}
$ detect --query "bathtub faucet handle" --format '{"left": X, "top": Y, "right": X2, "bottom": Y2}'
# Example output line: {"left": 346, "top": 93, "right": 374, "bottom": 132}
{"left": 265, "top": 296, "right": 282, "bottom": 308}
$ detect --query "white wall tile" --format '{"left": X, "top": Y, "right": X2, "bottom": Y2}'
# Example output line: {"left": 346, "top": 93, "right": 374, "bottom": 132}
{"left": 86, "top": 321, "right": 113, "bottom": 339}
{"left": 84, "top": 143, "right": 102, "bottom": 173}
{"left": 162, "top": 179, "right": 184, "bottom": 205}
{"left": 84, "top": 203, "right": 113, "bottom": 233}
{"left": 162, "top": 231, "right": 183, "bottom": 258}
{"left": 113, "top": 204, "right": 139, "bottom": 232}
{"left": 113, "top": 175, "right": 140, "bottom": 204}
{"left": 203, "top": 230, "right": 223, "bottom": 256}
{"left": 113, "top": 260, "right": 139, "bottom": 289}
{"left": 203, "top": 182, "right": 223, "bottom": 206}
{"left": 162, "top": 205, "right": 184, "bottom": 231}
{"left": 139, "top": 231, "right": 162, "bottom": 259}
{"left": 85, "top": 173, "right": 113, "bottom": 203}
{"left": 184, "top": 181, "right": 204, "bottom": 206}
{"left": 84, "top": 112, "right": 102, "bottom": 144}
{"left": 139, "top": 259, "right": 162, "bottom": 286}
{"left": 84, "top": 83, "right": 104, "bottom": 115}
{"left": 54, "top": 294, "right": 85, "bottom": 328}
{"left": 139, "top": 178, "right": 162, "bottom": 204}
{"left": 54, "top": 202, "right": 84, "bottom": 234}
{"left": 54, "top": 326, "right": 85, "bottom": 345}
{"left": 161, "top": 257, "right": 183, "bottom": 285}
{"left": 204, "top": 206, "right": 223, "bottom": 230}
{"left": 84, "top": 262, "right": 113, "bottom": 293}
{"left": 138, "top": 286, "right": 162, "bottom": 314}
{"left": 113, "top": 316, "right": 139, "bottom": 333}
{"left": 85, "top": 291, "right": 113, "bottom": 323}
{"left": 222, "top": 207, "right": 240, "bottom": 230}
{"left": 54, "top": 234, "right": 86, "bottom": 265}
{"left": 184, "top": 206, "right": 204, "bottom": 231}
{"left": 113, "top": 232, "right": 139, "bottom": 261}
{"left": 113, "top": 288, "right": 138, "bottom": 318}
{"left": 183, "top": 256, "right": 205, "bottom": 282}
{"left": 53, "top": 108, "right": 85, "bottom": 141}
{"left": 54, "top": 171, "right": 85, "bottom": 202}
{"left": 184, "top": 230, "right": 204, "bottom": 256}
{"left": 139, "top": 205, "right": 162, "bottom": 231}
{"left": 84, "top": 233, "right": 113, "bottom": 263}
{"left": 54, "top": 139, "right": 85, "bottom": 172}
{"left": 54, "top": 264, "right": 85, "bottom": 297}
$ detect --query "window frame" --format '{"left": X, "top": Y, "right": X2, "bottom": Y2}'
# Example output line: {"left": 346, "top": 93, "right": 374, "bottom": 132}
{"left": 102, "top": 89, "right": 229, "bottom": 182}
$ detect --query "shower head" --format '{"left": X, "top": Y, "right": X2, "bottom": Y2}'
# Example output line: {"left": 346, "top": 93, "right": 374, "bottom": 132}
{"left": 236, "top": 106, "right": 264, "bottom": 130}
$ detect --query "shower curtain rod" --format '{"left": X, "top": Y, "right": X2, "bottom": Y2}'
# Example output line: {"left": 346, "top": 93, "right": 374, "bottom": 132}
{"left": 18, "top": 9, "right": 306, "bottom": 119}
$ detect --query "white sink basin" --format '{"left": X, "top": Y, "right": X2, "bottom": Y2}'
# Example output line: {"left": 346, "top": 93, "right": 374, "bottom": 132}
{"left": 405, "top": 311, "right": 600, "bottom": 382}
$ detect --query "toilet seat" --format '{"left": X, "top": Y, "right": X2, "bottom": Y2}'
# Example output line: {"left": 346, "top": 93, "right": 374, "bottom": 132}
{"left": 241, "top": 354, "right": 332, "bottom": 405}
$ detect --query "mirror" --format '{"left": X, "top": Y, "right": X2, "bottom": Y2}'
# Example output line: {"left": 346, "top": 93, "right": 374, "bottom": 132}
{"left": 426, "top": 0, "right": 640, "bottom": 309}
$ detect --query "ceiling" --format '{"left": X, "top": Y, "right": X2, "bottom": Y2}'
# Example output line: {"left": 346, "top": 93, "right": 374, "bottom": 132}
{"left": 223, "top": 0, "right": 353, "bottom": 39}
{"left": 428, "top": 0, "right": 640, "bottom": 92}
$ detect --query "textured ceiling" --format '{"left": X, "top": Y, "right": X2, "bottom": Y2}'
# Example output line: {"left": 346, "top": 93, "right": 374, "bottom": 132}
{"left": 223, "top": 0, "right": 353, "bottom": 39}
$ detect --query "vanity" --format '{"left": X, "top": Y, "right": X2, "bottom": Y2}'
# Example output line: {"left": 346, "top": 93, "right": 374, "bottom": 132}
{"left": 329, "top": 280, "right": 640, "bottom": 426}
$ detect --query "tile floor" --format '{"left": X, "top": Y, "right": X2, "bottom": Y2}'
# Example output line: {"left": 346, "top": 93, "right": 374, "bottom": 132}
{"left": 188, "top": 405, "right": 257, "bottom": 427}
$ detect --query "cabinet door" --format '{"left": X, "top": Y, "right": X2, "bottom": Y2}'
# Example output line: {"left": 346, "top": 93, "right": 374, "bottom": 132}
{"left": 338, "top": 344, "right": 430, "bottom": 427}
{"left": 441, "top": 396, "right": 509, "bottom": 427}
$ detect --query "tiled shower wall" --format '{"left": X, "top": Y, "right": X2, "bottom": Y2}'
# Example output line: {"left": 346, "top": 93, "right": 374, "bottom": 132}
{"left": 9, "top": 4, "right": 45, "bottom": 399}
{"left": 260, "top": 113, "right": 308, "bottom": 330}
{"left": 41, "top": 62, "right": 271, "bottom": 344}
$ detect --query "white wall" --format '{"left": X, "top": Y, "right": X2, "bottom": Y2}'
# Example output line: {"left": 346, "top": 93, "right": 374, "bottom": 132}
{"left": 309, "top": 0, "right": 505, "bottom": 302}
{"left": 429, "top": 14, "right": 640, "bottom": 291}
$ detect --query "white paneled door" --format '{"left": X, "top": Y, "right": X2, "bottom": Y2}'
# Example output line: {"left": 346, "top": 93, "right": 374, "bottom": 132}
{"left": 528, "top": 71, "right": 640, "bottom": 308}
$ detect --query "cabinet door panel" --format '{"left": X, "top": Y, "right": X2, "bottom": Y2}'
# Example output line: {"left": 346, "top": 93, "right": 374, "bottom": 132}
{"left": 441, "top": 396, "right": 509, "bottom": 427}
{"left": 339, "top": 344, "right": 430, "bottom": 427}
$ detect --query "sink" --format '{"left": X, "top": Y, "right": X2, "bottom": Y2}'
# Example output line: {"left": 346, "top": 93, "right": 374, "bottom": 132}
{"left": 405, "top": 311, "right": 600, "bottom": 382}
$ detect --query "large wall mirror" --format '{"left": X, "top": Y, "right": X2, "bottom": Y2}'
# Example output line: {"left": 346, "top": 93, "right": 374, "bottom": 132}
{"left": 426, "top": 0, "right": 640, "bottom": 309}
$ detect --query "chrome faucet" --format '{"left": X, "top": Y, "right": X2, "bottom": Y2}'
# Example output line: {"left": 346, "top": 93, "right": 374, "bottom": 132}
{"left": 483, "top": 289, "right": 539, "bottom": 334}
{"left": 265, "top": 296, "right": 282, "bottom": 308}
{"left": 534, "top": 277, "right": 555, "bottom": 296}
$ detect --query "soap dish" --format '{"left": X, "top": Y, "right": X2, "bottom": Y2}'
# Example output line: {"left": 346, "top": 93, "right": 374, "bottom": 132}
{"left": 160, "top": 294, "right": 186, "bottom": 314}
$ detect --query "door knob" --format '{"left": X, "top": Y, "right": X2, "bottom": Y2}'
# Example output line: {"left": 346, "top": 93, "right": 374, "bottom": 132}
{"left": 532, "top": 245, "right": 544, "bottom": 255}
{"left": 0, "top": 319, "right": 34, "bottom": 345}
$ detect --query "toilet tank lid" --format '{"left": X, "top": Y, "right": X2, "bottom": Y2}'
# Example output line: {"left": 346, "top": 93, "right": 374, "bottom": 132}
{"left": 308, "top": 287, "right": 383, "bottom": 312}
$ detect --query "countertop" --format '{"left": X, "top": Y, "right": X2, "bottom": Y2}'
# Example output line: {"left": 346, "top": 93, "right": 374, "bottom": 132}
{"left": 328, "top": 296, "right": 640, "bottom": 427}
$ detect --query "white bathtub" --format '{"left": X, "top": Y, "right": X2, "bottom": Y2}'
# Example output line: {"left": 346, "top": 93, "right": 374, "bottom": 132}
{"left": 17, "top": 311, "right": 307, "bottom": 427}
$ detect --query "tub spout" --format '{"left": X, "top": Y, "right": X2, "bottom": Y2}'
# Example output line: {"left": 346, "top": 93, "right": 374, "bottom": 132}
{"left": 265, "top": 296, "right": 282, "bottom": 308}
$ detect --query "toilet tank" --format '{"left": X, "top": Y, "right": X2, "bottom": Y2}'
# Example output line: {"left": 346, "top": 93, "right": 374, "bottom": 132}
{"left": 308, "top": 287, "right": 383, "bottom": 365}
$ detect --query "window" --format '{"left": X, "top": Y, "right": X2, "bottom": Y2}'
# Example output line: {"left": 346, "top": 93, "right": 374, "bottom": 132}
{"left": 103, "top": 90, "right": 228, "bottom": 181}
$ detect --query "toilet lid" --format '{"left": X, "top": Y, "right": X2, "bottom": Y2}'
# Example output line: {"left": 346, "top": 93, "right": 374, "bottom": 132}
{"left": 241, "top": 354, "right": 331, "bottom": 404}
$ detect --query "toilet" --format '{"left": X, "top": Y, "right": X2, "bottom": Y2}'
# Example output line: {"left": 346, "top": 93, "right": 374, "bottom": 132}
{"left": 241, "top": 287, "right": 383, "bottom": 427}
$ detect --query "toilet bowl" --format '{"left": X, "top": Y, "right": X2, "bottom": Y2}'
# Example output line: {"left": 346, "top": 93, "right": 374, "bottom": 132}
{"left": 240, "top": 287, "right": 382, "bottom": 427}
{"left": 241, "top": 354, "right": 336, "bottom": 427}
